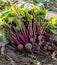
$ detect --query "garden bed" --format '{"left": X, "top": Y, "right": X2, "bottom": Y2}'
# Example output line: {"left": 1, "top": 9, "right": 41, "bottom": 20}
{"left": 0, "top": 44, "right": 57, "bottom": 65}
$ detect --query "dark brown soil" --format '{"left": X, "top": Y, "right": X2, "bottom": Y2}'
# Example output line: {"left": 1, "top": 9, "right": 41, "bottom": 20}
{"left": 0, "top": 45, "right": 57, "bottom": 65}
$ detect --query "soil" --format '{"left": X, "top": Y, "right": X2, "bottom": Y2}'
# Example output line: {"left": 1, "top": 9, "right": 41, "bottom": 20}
{"left": 0, "top": 45, "right": 57, "bottom": 65}
{"left": 50, "top": 2, "right": 57, "bottom": 8}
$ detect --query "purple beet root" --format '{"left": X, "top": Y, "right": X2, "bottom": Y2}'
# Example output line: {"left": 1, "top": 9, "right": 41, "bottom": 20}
{"left": 17, "top": 44, "right": 24, "bottom": 51}
{"left": 25, "top": 43, "right": 32, "bottom": 52}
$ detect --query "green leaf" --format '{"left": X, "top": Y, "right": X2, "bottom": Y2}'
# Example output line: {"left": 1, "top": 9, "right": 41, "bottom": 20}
{"left": 50, "top": 29, "right": 57, "bottom": 35}
{"left": 0, "top": 33, "right": 3, "bottom": 41}
{"left": 20, "top": 4, "right": 24, "bottom": 8}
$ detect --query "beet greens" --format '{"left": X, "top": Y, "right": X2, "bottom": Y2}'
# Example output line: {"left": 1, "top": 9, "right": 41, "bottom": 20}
{"left": 4, "top": 17, "right": 55, "bottom": 54}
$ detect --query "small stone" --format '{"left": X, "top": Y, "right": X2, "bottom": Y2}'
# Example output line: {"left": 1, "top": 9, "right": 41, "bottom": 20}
{"left": 37, "top": 61, "right": 41, "bottom": 65}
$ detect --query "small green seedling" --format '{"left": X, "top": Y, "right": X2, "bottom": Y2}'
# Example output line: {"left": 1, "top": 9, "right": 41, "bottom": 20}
{"left": 0, "top": 33, "right": 3, "bottom": 41}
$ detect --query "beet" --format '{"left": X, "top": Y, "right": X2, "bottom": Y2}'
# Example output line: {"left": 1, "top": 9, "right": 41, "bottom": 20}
{"left": 37, "top": 45, "right": 40, "bottom": 50}
{"left": 38, "top": 42, "right": 42, "bottom": 46}
{"left": 38, "top": 35, "right": 42, "bottom": 41}
{"left": 4, "top": 15, "right": 54, "bottom": 54}
{"left": 30, "top": 38, "right": 35, "bottom": 43}
{"left": 48, "top": 45, "right": 52, "bottom": 50}
{"left": 25, "top": 43, "right": 32, "bottom": 51}
{"left": 17, "top": 44, "right": 24, "bottom": 51}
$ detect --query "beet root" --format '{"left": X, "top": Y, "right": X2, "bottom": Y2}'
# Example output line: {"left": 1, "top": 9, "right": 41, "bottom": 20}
{"left": 30, "top": 38, "right": 35, "bottom": 43}
{"left": 25, "top": 43, "right": 32, "bottom": 51}
{"left": 17, "top": 44, "right": 24, "bottom": 51}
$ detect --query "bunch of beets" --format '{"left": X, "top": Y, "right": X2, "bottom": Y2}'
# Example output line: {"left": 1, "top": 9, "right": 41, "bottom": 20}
{"left": 4, "top": 18, "right": 56, "bottom": 54}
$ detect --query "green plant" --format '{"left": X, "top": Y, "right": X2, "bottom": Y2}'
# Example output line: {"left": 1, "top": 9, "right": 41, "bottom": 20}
{"left": 0, "top": 5, "right": 46, "bottom": 30}
{"left": 48, "top": 18, "right": 57, "bottom": 35}
{"left": 0, "top": 5, "right": 56, "bottom": 54}
{"left": 4, "top": 17, "right": 53, "bottom": 53}
{"left": 0, "top": 0, "right": 10, "bottom": 10}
